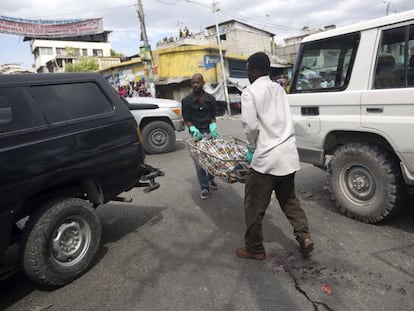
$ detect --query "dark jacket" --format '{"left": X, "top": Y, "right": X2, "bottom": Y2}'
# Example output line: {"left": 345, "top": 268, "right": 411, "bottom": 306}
{"left": 182, "top": 91, "right": 216, "bottom": 131}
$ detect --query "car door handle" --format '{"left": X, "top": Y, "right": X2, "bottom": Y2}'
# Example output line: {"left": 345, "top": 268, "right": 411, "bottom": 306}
{"left": 366, "top": 107, "right": 383, "bottom": 113}
{"left": 301, "top": 106, "right": 319, "bottom": 116}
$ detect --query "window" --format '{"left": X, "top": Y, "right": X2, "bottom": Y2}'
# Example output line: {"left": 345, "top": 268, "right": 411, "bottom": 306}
{"left": 82, "top": 49, "right": 88, "bottom": 56}
{"left": 56, "top": 48, "right": 65, "bottom": 56}
{"left": 92, "top": 49, "right": 103, "bottom": 57}
{"left": 228, "top": 59, "right": 247, "bottom": 78}
{"left": 39, "top": 47, "right": 53, "bottom": 55}
{"left": 0, "top": 87, "right": 45, "bottom": 133}
{"left": 290, "top": 33, "right": 360, "bottom": 93}
{"left": 31, "top": 82, "right": 113, "bottom": 123}
{"left": 375, "top": 25, "right": 414, "bottom": 88}
{"left": 409, "top": 25, "right": 414, "bottom": 86}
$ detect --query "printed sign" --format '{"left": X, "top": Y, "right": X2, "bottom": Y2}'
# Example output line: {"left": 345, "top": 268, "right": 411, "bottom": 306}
{"left": 0, "top": 16, "right": 103, "bottom": 37}
{"left": 204, "top": 55, "right": 219, "bottom": 70}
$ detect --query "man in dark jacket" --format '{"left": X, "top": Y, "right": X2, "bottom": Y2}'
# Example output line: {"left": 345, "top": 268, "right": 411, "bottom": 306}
{"left": 182, "top": 73, "right": 219, "bottom": 200}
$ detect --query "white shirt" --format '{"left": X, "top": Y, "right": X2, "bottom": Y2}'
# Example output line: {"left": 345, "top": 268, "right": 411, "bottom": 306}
{"left": 241, "top": 76, "right": 300, "bottom": 176}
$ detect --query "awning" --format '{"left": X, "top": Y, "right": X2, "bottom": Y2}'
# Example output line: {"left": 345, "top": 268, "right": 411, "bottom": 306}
{"left": 156, "top": 76, "right": 190, "bottom": 85}
{"left": 270, "top": 63, "right": 293, "bottom": 68}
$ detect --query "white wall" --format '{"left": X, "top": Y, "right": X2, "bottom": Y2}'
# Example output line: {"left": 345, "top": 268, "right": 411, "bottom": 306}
{"left": 31, "top": 39, "right": 112, "bottom": 72}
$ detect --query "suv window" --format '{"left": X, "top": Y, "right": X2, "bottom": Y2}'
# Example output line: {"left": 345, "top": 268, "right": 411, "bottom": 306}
{"left": 291, "top": 33, "right": 360, "bottom": 93}
{"left": 31, "top": 82, "right": 114, "bottom": 123}
{"left": 374, "top": 25, "right": 414, "bottom": 88}
{"left": 0, "top": 87, "right": 44, "bottom": 134}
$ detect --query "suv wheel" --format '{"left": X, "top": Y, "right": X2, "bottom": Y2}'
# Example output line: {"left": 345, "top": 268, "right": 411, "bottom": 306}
{"left": 142, "top": 121, "right": 175, "bottom": 154}
{"left": 328, "top": 143, "right": 404, "bottom": 223}
{"left": 21, "top": 198, "right": 101, "bottom": 286}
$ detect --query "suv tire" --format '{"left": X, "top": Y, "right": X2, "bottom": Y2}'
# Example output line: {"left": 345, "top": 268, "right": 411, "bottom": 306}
{"left": 21, "top": 198, "right": 101, "bottom": 286}
{"left": 142, "top": 121, "right": 175, "bottom": 154}
{"left": 328, "top": 143, "right": 404, "bottom": 223}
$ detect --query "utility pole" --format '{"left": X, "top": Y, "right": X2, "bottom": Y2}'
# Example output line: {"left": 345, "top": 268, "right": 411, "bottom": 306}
{"left": 136, "top": 0, "right": 155, "bottom": 96}
{"left": 383, "top": 1, "right": 391, "bottom": 15}
{"left": 212, "top": 1, "right": 231, "bottom": 117}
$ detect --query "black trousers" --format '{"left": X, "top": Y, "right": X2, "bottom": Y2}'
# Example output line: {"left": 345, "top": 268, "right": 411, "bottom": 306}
{"left": 244, "top": 168, "right": 310, "bottom": 253}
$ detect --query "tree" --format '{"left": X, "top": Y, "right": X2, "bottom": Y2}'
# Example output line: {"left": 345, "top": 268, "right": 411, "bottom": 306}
{"left": 110, "top": 49, "right": 124, "bottom": 57}
{"left": 65, "top": 58, "right": 99, "bottom": 72}
{"left": 64, "top": 46, "right": 80, "bottom": 57}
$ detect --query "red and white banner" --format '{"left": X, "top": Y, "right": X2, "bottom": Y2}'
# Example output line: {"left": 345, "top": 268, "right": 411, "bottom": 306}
{"left": 0, "top": 16, "right": 103, "bottom": 37}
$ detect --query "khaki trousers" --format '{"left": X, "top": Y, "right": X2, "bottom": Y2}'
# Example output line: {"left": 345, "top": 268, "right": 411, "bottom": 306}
{"left": 244, "top": 169, "right": 310, "bottom": 253}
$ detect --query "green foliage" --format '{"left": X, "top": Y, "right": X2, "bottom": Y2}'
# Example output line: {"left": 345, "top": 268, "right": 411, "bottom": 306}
{"left": 65, "top": 58, "right": 99, "bottom": 72}
{"left": 64, "top": 46, "right": 80, "bottom": 56}
{"left": 110, "top": 49, "right": 124, "bottom": 57}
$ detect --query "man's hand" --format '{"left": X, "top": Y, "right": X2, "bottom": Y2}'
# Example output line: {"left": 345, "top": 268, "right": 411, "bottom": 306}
{"left": 245, "top": 146, "right": 254, "bottom": 164}
{"left": 189, "top": 125, "right": 201, "bottom": 139}
{"left": 209, "top": 122, "right": 219, "bottom": 138}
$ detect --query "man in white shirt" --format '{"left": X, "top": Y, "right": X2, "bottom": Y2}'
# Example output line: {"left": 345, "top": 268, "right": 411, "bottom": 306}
{"left": 236, "top": 52, "right": 314, "bottom": 260}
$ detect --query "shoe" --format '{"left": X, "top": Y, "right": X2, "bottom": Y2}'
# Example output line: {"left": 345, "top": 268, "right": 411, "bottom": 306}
{"left": 299, "top": 238, "right": 314, "bottom": 257}
{"left": 200, "top": 189, "right": 209, "bottom": 200}
{"left": 210, "top": 181, "right": 218, "bottom": 190}
{"left": 235, "top": 247, "right": 266, "bottom": 261}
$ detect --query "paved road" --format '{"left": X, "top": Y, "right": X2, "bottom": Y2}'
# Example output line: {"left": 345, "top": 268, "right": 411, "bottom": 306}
{"left": 1, "top": 118, "right": 413, "bottom": 311}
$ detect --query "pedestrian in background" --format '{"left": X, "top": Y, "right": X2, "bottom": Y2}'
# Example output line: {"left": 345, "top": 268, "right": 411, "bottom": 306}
{"left": 236, "top": 52, "right": 314, "bottom": 260}
{"left": 182, "top": 73, "right": 219, "bottom": 200}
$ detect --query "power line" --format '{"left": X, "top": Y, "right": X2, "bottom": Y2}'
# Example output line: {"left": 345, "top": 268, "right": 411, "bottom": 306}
{"left": 165, "top": 0, "right": 300, "bottom": 32}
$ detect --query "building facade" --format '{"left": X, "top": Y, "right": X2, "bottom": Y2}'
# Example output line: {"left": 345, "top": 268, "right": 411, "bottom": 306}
{"left": 25, "top": 32, "right": 113, "bottom": 73}
{"left": 0, "top": 63, "right": 35, "bottom": 74}
{"left": 99, "top": 19, "right": 285, "bottom": 109}
{"left": 205, "top": 20, "right": 275, "bottom": 56}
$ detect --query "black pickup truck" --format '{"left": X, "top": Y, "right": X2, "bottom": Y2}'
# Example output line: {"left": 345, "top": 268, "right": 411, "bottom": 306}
{"left": 0, "top": 73, "right": 162, "bottom": 286}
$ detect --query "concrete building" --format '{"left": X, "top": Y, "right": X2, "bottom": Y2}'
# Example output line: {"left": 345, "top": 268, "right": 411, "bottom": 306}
{"left": 24, "top": 32, "right": 114, "bottom": 73}
{"left": 205, "top": 19, "right": 275, "bottom": 56}
{"left": 0, "top": 63, "right": 35, "bottom": 74}
{"left": 99, "top": 58, "right": 146, "bottom": 88}
{"left": 276, "top": 25, "right": 336, "bottom": 65}
{"left": 45, "top": 55, "right": 121, "bottom": 73}
{"left": 99, "top": 19, "right": 288, "bottom": 114}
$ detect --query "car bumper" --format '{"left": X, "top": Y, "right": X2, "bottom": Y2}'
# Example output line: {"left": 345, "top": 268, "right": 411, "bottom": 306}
{"left": 173, "top": 119, "right": 185, "bottom": 132}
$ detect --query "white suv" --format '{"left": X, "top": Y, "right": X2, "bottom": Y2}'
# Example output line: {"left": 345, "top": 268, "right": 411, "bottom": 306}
{"left": 126, "top": 97, "right": 185, "bottom": 154}
{"left": 288, "top": 10, "right": 414, "bottom": 223}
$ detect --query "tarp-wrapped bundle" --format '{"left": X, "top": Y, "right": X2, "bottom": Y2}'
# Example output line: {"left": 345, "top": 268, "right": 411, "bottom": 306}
{"left": 186, "top": 136, "right": 250, "bottom": 183}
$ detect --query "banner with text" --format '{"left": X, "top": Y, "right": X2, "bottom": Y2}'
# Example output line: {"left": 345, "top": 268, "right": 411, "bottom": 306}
{"left": 0, "top": 16, "right": 103, "bottom": 37}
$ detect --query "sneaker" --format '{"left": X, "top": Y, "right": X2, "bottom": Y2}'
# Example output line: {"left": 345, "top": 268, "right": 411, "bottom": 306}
{"left": 200, "top": 189, "right": 209, "bottom": 200}
{"left": 210, "top": 181, "right": 218, "bottom": 190}
{"left": 235, "top": 247, "right": 266, "bottom": 261}
{"left": 299, "top": 238, "right": 315, "bottom": 257}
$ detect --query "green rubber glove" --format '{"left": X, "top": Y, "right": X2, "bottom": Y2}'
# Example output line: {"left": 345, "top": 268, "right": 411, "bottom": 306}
{"left": 245, "top": 146, "right": 254, "bottom": 164}
{"left": 209, "top": 122, "right": 219, "bottom": 138}
{"left": 189, "top": 125, "right": 201, "bottom": 139}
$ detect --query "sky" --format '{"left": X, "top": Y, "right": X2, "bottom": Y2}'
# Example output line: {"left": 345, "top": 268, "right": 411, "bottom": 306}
{"left": 1, "top": 0, "right": 414, "bottom": 70}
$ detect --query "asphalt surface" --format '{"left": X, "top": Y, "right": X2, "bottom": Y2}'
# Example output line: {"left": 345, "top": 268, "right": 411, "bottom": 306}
{"left": 1, "top": 117, "right": 414, "bottom": 311}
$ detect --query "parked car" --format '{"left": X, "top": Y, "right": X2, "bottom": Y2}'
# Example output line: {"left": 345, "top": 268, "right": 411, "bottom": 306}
{"left": 288, "top": 10, "right": 414, "bottom": 223}
{"left": 0, "top": 73, "right": 162, "bottom": 286}
{"left": 125, "top": 97, "right": 185, "bottom": 154}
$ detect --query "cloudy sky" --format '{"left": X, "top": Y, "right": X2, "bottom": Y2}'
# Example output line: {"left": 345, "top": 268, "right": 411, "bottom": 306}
{"left": 1, "top": 0, "right": 414, "bottom": 69}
